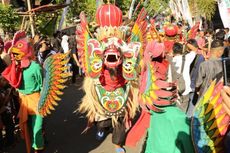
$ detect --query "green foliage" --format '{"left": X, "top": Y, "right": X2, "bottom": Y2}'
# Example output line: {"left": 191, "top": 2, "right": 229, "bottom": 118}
{"left": 67, "top": 0, "right": 96, "bottom": 22}
{"left": 0, "top": 4, "right": 20, "bottom": 33}
{"left": 189, "top": 0, "right": 216, "bottom": 20}
{"left": 35, "top": 13, "right": 59, "bottom": 36}
{"left": 55, "top": 0, "right": 65, "bottom": 3}
{"left": 66, "top": 0, "right": 131, "bottom": 21}
{"left": 32, "top": 0, "right": 172, "bottom": 36}
{"left": 113, "top": 0, "right": 170, "bottom": 18}
{"left": 145, "top": 0, "right": 170, "bottom": 16}
{"left": 114, "top": 0, "right": 131, "bottom": 15}
{"left": 33, "top": 0, "right": 97, "bottom": 34}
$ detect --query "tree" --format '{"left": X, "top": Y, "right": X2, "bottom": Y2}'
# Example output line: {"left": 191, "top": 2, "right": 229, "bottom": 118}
{"left": 65, "top": 0, "right": 132, "bottom": 22}
{"left": 66, "top": 0, "right": 96, "bottom": 22}
{"left": 33, "top": 0, "right": 96, "bottom": 35}
{"left": 35, "top": 12, "right": 59, "bottom": 36}
{"left": 114, "top": 0, "right": 130, "bottom": 15}
{"left": 0, "top": 4, "right": 21, "bottom": 33}
{"left": 189, "top": 0, "right": 216, "bottom": 21}
{"left": 145, "top": 0, "right": 170, "bottom": 16}
{"left": 115, "top": 0, "right": 170, "bottom": 19}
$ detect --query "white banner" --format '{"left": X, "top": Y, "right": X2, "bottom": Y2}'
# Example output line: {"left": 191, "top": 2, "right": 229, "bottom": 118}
{"left": 181, "top": 0, "right": 193, "bottom": 27}
{"left": 218, "top": 0, "right": 230, "bottom": 28}
{"left": 169, "top": 0, "right": 180, "bottom": 20}
{"left": 169, "top": 0, "right": 193, "bottom": 27}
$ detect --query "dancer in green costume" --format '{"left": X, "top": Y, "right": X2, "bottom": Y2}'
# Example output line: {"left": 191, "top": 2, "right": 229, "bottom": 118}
{"left": 143, "top": 42, "right": 194, "bottom": 153}
{"left": 145, "top": 107, "right": 194, "bottom": 153}
{"left": 144, "top": 26, "right": 194, "bottom": 153}
{"left": 126, "top": 39, "right": 194, "bottom": 153}
{"left": 126, "top": 25, "right": 230, "bottom": 153}
{"left": 2, "top": 31, "right": 44, "bottom": 153}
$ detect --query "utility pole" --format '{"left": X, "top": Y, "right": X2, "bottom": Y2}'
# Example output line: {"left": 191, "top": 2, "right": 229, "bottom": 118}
{"left": 26, "top": 0, "right": 35, "bottom": 37}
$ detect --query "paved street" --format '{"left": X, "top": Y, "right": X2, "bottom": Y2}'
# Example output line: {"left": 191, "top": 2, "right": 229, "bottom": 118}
{"left": 9, "top": 78, "right": 144, "bottom": 153}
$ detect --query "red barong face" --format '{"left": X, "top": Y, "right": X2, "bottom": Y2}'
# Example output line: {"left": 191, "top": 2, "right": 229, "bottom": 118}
{"left": 86, "top": 37, "right": 141, "bottom": 80}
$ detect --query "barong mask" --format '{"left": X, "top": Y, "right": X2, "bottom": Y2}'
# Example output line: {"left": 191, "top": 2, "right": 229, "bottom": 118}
{"left": 76, "top": 4, "right": 147, "bottom": 116}
{"left": 76, "top": 4, "right": 141, "bottom": 80}
{"left": 86, "top": 37, "right": 141, "bottom": 80}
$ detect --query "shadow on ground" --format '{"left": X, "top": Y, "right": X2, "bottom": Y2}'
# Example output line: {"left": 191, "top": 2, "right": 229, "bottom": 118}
{"left": 9, "top": 78, "right": 143, "bottom": 153}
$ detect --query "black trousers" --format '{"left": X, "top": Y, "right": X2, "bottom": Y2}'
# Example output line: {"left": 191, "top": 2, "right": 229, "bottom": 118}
{"left": 96, "top": 118, "right": 126, "bottom": 146}
{"left": 70, "top": 59, "right": 79, "bottom": 83}
{"left": 0, "top": 111, "right": 15, "bottom": 147}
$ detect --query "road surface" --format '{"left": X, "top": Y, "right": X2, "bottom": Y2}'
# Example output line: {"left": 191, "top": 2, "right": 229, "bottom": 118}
{"left": 9, "top": 78, "right": 144, "bottom": 153}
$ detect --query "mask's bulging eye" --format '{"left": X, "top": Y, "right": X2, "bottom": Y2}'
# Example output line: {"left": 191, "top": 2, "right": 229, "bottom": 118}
{"left": 17, "top": 43, "right": 23, "bottom": 48}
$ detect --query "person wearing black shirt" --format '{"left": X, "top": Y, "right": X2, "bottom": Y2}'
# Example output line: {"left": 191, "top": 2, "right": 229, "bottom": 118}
{"left": 69, "top": 34, "right": 80, "bottom": 83}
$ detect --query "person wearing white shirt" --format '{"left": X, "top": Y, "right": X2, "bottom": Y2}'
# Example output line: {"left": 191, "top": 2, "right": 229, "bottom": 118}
{"left": 171, "top": 42, "right": 196, "bottom": 112}
{"left": 61, "top": 34, "right": 72, "bottom": 74}
{"left": 61, "top": 35, "right": 69, "bottom": 53}
{"left": 173, "top": 51, "right": 196, "bottom": 95}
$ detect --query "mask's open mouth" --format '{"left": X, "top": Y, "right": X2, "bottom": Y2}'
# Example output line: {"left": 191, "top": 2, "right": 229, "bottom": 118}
{"left": 104, "top": 50, "right": 121, "bottom": 68}
{"left": 105, "top": 54, "right": 120, "bottom": 62}
{"left": 12, "top": 52, "right": 22, "bottom": 60}
{"left": 11, "top": 47, "right": 25, "bottom": 61}
{"left": 12, "top": 52, "right": 19, "bottom": 57}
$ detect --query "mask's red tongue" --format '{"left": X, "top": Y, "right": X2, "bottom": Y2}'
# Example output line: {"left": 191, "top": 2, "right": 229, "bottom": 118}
{"left": 99, "top": 67, "right": 126, "bottom": 91}
{"left": 2, "top": 61, "right": 22, "bottom": 88}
